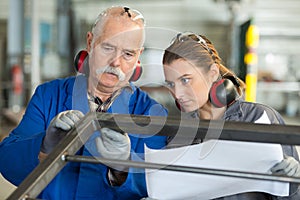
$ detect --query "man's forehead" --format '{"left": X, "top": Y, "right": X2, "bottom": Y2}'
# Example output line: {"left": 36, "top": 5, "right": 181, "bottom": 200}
{"left": 98, "top": 28, "right": 144, "bottom": 49}
{"left": 92, "top": 13, "right": 145, "bottom": 46}
{"left": 106, "top": 31, "right": 141, "bottom": 42}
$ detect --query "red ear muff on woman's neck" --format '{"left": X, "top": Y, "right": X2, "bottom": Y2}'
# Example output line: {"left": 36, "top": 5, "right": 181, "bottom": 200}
{"left": 209, "top": 78, "right": 239, "bottom": 108}
{"left": 175, "top": 99, "right": 182, "bottom": 111}
{"left": 73, "top": 50, "right": 142, "bottom": 82}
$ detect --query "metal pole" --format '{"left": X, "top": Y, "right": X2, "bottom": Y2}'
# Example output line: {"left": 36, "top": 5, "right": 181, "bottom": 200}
{"left": 7, "top": 113, "right": 300, "bottom": 199}
{"left": 30, "top": 0, "right": 41, "bottom": 95}
{"left": 95, "top": 113, "right": 300, "bottom": 145}
{"left": 64, "top": 155, "right": 300, "bottom": 184}
{"left": 227, "top": 0, "right": 240, "bottom": 73}
{"left": 7, "top": 0, "right": 24, "bottom": 112}
{"left": 7, "top": 112, "right": 99, "bottom": 200}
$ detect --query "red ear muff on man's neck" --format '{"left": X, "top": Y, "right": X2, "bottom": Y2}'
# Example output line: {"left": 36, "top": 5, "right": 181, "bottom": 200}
{"left": 129, "top": 60, "right": 143, "bottom": 82}
{"left": 209, "top": 78, "right": 239, "bottom": 108}
{"left": 73, "top": 50, "right": 142, "bottom": 82}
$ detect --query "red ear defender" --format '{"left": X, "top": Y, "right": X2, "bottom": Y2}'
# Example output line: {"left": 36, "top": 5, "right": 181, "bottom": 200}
{"left": 129, "top": 60, "right": 143, "bottom": 82}
{"left": 74, "top": 50, "right": 89, "bottom": 75}
{"left": 209, "top": 77, "right": 240, "bottom": 108}
{"left": 175, "top": 99, "right": 182, "bottom": 111}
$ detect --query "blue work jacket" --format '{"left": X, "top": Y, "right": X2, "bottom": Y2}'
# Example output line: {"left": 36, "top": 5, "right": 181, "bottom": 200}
{"left": 0, "top": 75, "right": 168, "bottom": 200}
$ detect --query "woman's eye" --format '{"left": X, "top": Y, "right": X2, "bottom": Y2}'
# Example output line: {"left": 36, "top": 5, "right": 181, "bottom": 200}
{"left": 165, "top": 82, "right": 174, "bottom": 88}
{"left": 181, "top": 78, "right": 190, "bottom": 84}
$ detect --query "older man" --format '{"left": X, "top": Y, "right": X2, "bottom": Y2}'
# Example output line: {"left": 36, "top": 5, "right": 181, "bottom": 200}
{"left": 0, "top": 6, "right": 167, "bottom": 199}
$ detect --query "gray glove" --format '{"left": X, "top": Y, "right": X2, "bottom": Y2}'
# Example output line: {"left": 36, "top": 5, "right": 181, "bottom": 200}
{"left": 96, "top": 128, "right": 131, "bottom": 160}
{"left": 96, "top": 128, "right": 131, "bottom": 185}
{"left": 270, "top": 156, "right": 300, "bottom": 177}
{"left": 41, "top": 110, "right": 84, "bottom": 154}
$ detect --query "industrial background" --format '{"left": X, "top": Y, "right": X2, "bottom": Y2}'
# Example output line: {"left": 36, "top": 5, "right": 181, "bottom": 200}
{"left": 0, "top": 0, "right": 300, "bottom": 141}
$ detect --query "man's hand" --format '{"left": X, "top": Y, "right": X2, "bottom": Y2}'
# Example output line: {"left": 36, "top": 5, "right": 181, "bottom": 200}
{"left": 40, "top": 110, "right": 84, "bottom": 154}
{"left": 271, "top": 156, "right": 300, "bottom": 177}
{"left": 96, "top": 128, "right": 131, "bottom": 161}
{"left": 96, "top": 128, "right": 131, "bottom": 186}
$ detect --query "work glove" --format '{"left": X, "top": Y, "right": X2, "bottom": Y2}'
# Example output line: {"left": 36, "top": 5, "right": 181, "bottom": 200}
{"left": 96, "top": 128, "right": 131, "bottom": 185}
{"left": 270, "top": 155, "right": 300, "bottom": 177}
{"left": 40, "top": 110, "right": 84, "bottom": 154}
{"left": 96, "top": 128, "right": 131, "bottom": 161}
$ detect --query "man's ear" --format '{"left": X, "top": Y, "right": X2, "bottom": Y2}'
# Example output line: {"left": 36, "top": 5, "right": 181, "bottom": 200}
{"left": 139, "top": 47, "right": 144, "bottom": 55}
{"left": 137, "top": 47, "right": 144, "bottom": 60}
{"left": 86, "top": 32, "right": 93, "bottom": 52}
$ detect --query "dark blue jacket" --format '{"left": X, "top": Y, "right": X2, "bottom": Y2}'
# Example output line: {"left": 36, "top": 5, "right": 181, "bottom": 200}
{"left": 0, "top": 75, "right": 168, "bottom": 199}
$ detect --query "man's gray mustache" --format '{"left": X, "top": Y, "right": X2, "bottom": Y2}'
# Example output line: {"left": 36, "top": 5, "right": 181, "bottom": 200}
{"left": 96, "top": 66, "right": 126, "bottom": 81}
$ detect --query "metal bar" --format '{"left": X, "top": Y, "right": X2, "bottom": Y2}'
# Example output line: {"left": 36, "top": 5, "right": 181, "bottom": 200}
{"left": 7, "top": 112, "right": 99, "bottom": 200}
{"left": 30, "top": 0, "right": 41, "bottom": 95}
{"left": 95, "top": 113, "right": 300, "bottom": 145}
{"left": 7, "top": 112, "right": 300, "bottom": 199}
{"left": 64, "top": 155, "right": 300, "bottom": 184}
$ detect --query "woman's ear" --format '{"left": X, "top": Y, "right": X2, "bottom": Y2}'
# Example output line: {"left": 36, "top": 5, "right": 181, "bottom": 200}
{"left": 86, "top": 32, "right": 93, "bottom": 52}
{"left": 209, "top": 63, "right": 220, "bottom": 83}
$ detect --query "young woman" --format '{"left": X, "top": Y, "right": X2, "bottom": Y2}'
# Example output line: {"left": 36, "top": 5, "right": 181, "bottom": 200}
{"left": 162, "top": 32, "right": 300, "bottom": 199}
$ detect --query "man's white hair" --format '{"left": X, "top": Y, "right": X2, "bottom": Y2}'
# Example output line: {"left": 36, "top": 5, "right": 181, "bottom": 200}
{"left": 90, "top": 6, "right": 145, "bottom": 49}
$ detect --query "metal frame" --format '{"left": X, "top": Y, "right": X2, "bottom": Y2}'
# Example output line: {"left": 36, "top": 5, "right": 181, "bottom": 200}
{"left": 7, "top": 112, "right": 300, "bottom": 200}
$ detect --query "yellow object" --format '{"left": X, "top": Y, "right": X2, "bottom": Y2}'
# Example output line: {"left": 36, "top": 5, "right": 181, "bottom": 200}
{"left": 244, "top": 52, "right": 258, "bottom": 65}
{"left": 246, "top": 25, "right": 259, "bottom": 48}
{"left": 244, "top": 23, "right": 259, "bottom": 102}
{"left": 245, "top": 73, "right": 257, "bottom": 102}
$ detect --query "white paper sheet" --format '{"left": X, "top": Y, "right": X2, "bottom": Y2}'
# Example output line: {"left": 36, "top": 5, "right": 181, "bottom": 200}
{"left": 0, "top": 173, "right": 16, "bottom": 199}
{"left": 145, "top": 140, "right": 289, "bottom": 200}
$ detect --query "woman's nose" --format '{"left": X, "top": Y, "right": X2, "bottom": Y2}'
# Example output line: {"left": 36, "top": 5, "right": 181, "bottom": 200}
{"left": 174, "top": 84, "right": 185, "bottom": 100}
